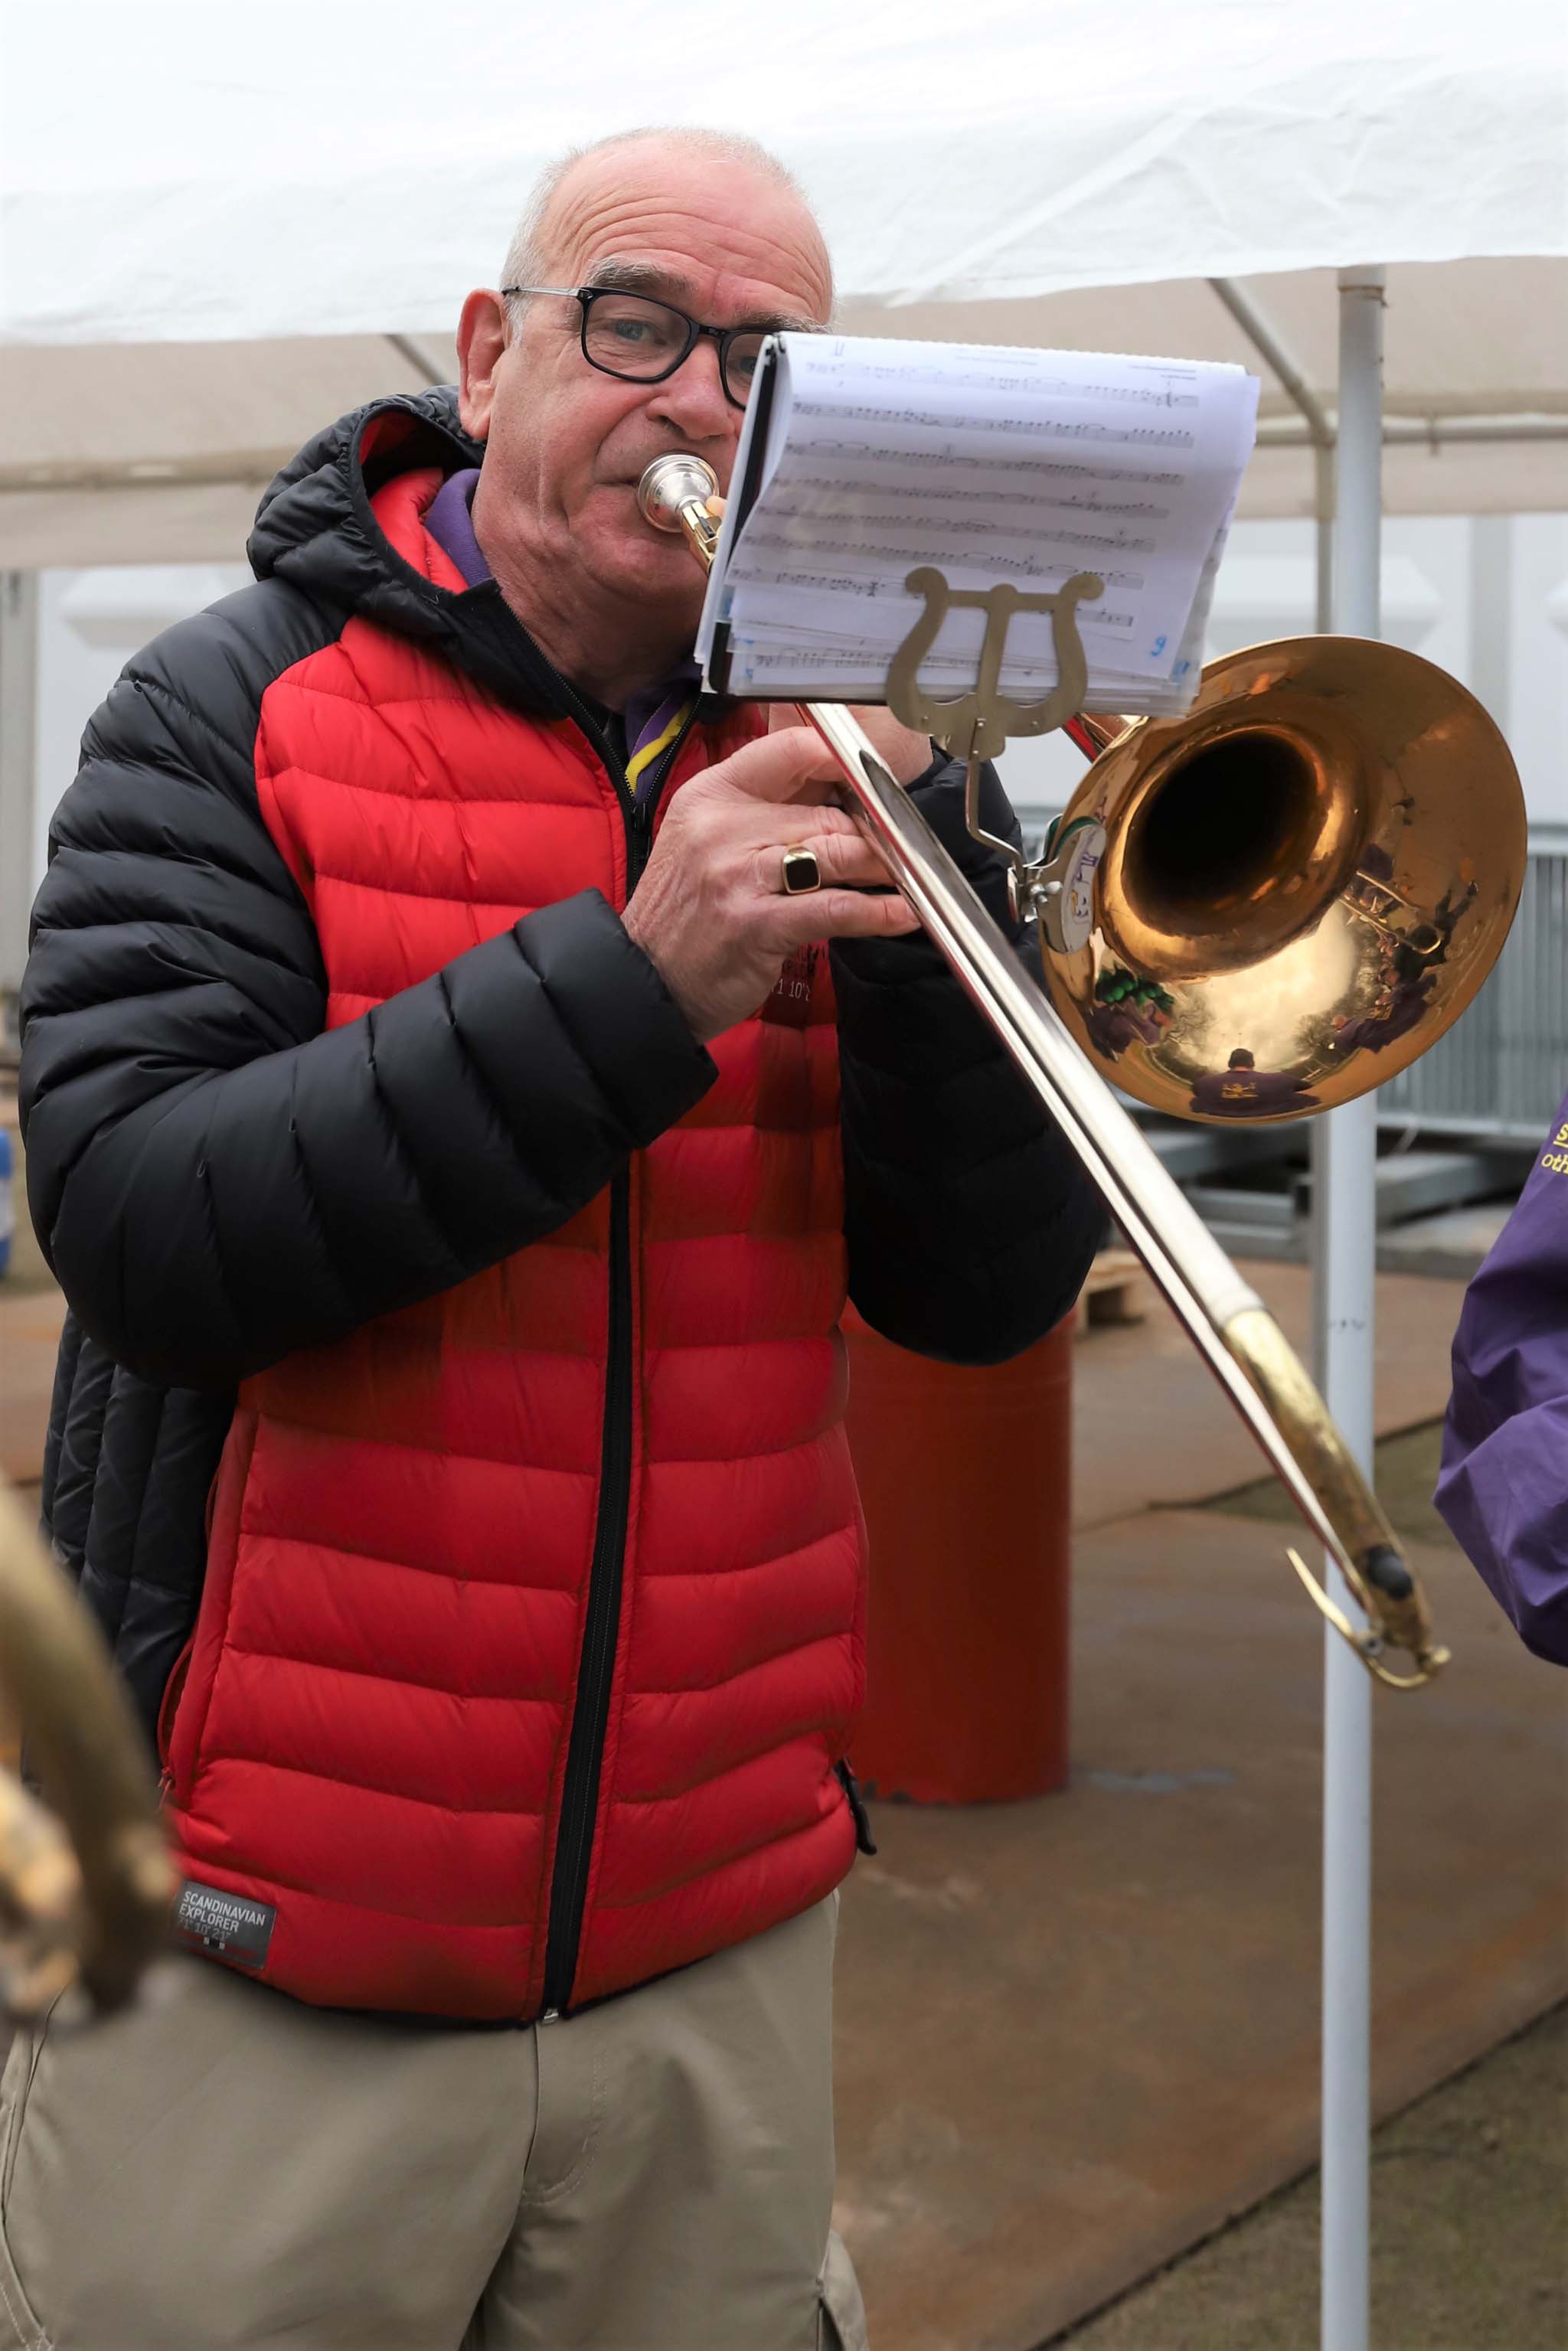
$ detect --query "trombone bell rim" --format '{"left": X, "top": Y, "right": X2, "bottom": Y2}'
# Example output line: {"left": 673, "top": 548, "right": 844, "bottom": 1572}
{"left": 1036, "top": 635, "right": 1527, "bottom": 1126}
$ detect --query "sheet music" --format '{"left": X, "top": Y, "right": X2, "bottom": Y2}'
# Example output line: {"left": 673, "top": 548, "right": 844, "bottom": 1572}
{"left": 696, "top": 335, "right": 1258, "bottom": 713}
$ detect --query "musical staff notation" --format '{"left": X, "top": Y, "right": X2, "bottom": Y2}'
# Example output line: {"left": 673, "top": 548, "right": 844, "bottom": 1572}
{"left": 696, "top": 334, "right": 1259, "bottom": 714}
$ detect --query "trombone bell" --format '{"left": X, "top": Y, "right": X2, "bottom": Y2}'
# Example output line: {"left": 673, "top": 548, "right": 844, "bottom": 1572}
{"left": 1035, "top": 637, "right": 1527, "bottom": 1124}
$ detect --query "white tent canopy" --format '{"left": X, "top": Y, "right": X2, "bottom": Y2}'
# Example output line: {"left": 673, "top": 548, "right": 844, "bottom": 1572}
{"left": 6, "top": 0, "right": 1565, "bottom": 338}
{"left": 2, "top": 0, "right": 1566, "bottom": 564}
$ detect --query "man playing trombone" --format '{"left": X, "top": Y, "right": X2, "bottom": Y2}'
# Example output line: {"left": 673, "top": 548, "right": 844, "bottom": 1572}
{"left": 8, "top": 127, "right": 1099, "bottom": 2349}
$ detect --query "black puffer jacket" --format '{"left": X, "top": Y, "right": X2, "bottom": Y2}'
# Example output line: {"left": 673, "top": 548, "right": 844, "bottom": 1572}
{"left": 21, "top": 387, "right": 1103, "bottom": 1749}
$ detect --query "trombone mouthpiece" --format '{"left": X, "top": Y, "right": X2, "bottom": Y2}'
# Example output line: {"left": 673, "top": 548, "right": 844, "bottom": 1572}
{"left": 637, "top": 455, "right": 718, "bottom": 531}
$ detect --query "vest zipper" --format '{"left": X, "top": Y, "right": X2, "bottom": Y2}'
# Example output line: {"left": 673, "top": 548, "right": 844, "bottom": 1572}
{"left": 540, "top": 1158, "right": 633, "bottom": 2017}
{"left": 537, "top": 699, "right": 699, "bottom": 2020}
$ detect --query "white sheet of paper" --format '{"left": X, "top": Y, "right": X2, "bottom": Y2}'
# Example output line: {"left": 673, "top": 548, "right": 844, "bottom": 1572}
{"left": 697, "top": 335, "right": 1258, "bottom": 713}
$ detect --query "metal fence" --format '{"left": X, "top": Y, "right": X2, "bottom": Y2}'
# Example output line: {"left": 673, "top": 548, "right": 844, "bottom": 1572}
{"left": 1377, "top": 827, "right": 1568, "bottom": 1141}
{"left": 1015, "top": 811, "right": 1567, "bottom": 1145}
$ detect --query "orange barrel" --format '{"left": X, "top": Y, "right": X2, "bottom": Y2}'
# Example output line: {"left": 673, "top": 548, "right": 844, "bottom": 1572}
{"left": 842, "top": 1303, "right": 1073, "bottom": 1804}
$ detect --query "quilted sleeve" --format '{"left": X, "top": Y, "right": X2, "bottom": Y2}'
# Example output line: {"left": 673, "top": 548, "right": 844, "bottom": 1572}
{"left": 20, "top": 593, "right": 716, "bottom": 1392}
{"left": 831, "top": 756, "right": 1106, "bottom": 1364}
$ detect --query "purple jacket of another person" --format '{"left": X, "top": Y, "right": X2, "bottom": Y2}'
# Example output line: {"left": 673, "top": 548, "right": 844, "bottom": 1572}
{"left": 1436, "top": 1085, "right": 1568, "bottom": 1663}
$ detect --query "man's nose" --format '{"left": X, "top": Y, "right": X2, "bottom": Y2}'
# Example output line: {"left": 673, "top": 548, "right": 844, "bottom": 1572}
{"left": 646, "top": 338, "right": 736, "bottom": 442}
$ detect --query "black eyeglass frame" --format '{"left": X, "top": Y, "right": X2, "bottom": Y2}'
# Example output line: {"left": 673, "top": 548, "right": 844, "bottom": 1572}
{"left": 501, "top": 282, "right": 779, "bottom": 410}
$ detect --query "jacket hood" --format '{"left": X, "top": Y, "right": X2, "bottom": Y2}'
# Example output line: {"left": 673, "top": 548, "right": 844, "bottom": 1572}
{"left": 246, "top": 384, "right": 727, "bottom": 734}
{"left": 248, "top": 385, "right": 484, "bottom": 641}
{"left": 247, "top": 384, "right": 584, "bottom": 721}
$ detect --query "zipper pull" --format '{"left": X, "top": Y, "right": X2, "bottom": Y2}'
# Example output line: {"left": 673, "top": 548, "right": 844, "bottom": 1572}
{"left": 627, "top": 796, "right": 655, "bottom": 891}
{"left": 835, "top": 1759, "right": 879, "bottom": 1856}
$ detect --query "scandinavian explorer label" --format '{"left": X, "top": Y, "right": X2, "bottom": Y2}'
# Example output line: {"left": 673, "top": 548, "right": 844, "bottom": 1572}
{"left": 174, "top": 1880, "right": 276, "bottom": 1970}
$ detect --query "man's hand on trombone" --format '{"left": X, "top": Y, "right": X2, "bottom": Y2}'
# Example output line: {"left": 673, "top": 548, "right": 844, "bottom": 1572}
{"left": 622, "top": 721, "right": 926, "bottom": 1043}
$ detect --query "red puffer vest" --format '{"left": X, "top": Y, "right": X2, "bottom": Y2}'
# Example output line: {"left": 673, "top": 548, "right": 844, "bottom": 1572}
{"left": 161, "top": 467, "right": 864, "bottom": 2020}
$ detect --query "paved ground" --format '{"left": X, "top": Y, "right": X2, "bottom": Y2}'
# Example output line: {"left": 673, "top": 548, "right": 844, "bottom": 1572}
{"left": 1211, "top": 1417, "right": 1458, "bottom": 1548}
{"left": 1050, "top": 1425, "right": 1568, "bottom": 2351}
{"left": 834, "top": 1490, "right": 1567, "bottom": 2349}
{"left": 1070, "top": 1259, "right": 1466, "bottom": 1529}
{"left": 1057, "top": 2003, "right": 1568, "bottom": 2349}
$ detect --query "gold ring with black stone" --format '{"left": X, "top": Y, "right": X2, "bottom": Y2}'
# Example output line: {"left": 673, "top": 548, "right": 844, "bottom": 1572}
{"left": 779, "top": 846, "right": 822, "bottom": 896}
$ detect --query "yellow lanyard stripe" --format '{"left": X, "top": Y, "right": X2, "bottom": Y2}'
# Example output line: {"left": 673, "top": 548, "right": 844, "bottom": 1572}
{"left": 624, "top": 698, "right": 697, "bottom": 797}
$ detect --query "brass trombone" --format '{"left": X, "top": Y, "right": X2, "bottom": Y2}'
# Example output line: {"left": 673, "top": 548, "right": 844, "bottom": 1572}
{"left": 0, "top": 1475, "right": 171, "bottom": 2021}
{"left": 638, "top": 452, "right": 1529, "bottom": 1690}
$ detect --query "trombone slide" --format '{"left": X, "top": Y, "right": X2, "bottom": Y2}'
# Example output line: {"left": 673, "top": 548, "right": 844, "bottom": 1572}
{"left": 638, "top": 456, "right": 1445, "bottom": 1687}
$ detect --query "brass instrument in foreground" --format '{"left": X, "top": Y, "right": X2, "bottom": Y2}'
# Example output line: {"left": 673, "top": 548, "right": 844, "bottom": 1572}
{"left": 639, "top": 452, "right": 1529, "bottom": 1690}
{"left": 1045, "top": 645, "right": 1523, "bottom": 1126}
{"left": 0, "top": 1476, "right": 170, "bottom": 2020}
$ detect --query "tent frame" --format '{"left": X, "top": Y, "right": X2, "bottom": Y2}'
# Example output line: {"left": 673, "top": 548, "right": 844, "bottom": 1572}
{"left": 1214, "top": 261, "right": 1402, "bottom": 2351}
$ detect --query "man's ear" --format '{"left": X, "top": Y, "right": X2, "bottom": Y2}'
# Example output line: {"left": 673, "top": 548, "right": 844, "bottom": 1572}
{"left": 456, "top": 289, "right": 508, "bottom": 440}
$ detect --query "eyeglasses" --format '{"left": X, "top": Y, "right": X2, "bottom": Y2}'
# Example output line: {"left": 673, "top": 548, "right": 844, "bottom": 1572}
{"left": 501, "top": 283, "right": 774, "bottom": 409}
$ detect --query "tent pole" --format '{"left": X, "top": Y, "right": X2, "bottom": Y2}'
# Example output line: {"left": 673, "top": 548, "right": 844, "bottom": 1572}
{"left": 1315, "top": 445, "right": 1334, "bottom": 635}
{"left": 0, "top": 571, "right": 39, "bottom": 1014}
{"left": 1316, "top": 260, "right": 1385, "bottom": 2351}
{"left": 1256, "top": 412, "right": 1568, "bottom": 448}
{"left": 1205, "top": 280, "right": 1336, "bottom": 621}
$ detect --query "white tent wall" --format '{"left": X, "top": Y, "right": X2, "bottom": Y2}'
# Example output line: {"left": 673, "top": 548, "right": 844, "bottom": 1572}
{"left": 6, "top": 255, "right": 1567, "bottom": 568}
{"left": 28, "top": 563, "right": 251, "bottom": 890}
{"left": 976, "top": 511, "right": 1568, "bottom": 828}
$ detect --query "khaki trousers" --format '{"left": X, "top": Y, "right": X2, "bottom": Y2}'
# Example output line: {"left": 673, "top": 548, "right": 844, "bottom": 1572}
{"left": 0, "top": 1895, "right": 867, "bottom": 2350}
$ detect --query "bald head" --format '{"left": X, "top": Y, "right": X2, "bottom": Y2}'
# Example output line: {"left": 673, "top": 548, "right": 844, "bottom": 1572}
{"left": 502, "top": 129, "right": 832, "bottom": 326}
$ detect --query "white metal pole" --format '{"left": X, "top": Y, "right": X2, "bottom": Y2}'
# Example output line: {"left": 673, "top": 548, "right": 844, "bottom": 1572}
{"left": 1315, "top": 446, "right": 1334, "bottom": 636}
{"left": 1315, "top": 262, "right": 1385, "bottom": 2351}
{"left": 0, "top": 572, "right": 40, "bottom": 1007}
